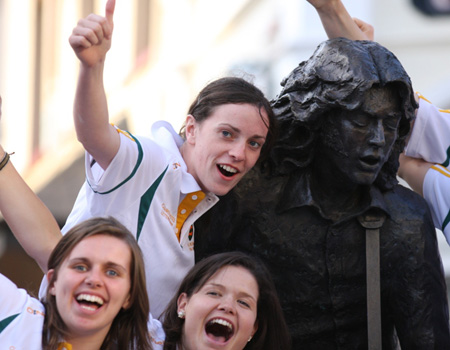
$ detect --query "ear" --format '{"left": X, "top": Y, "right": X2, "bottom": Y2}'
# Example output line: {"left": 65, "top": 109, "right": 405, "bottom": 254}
{"left": 177, "top": 292, "right": 189, "bottom": 313}
{"left": 122, "top": 294, "right": 132, "bottom": 310}
{"left": 252, "top": 319, "right": 258, "bottom": 337}
{"left": 47, "top": 269, "right": 56, "bottom": 296}
{"left": 184, "top": 115, "right": 197, "bottom": 146}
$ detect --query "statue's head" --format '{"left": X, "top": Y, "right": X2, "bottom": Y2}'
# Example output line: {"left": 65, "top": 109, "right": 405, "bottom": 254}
{"left": 267, "top": 38, "right": 417, "bottom": 190}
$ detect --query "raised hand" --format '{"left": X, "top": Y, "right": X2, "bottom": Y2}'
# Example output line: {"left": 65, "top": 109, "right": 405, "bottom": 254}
{"left": 353, "top": 17, "right": 374, "bottom": 41}
{"left": 307, "top": 0, "right": 371, "bottom": 40}
{"left": 68, "top": 0, "right": 115, "bottom": 67}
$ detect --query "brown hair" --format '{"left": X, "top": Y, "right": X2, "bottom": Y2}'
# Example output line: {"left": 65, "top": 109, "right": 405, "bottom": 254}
{"left": 180, "top": 76, "right": 277, "bottom": 162}
{"left": 162, "top": 251, "right": 291, "bottom": 350}
{"left": 42, "top": 217, "right": 152, "bottom": 350}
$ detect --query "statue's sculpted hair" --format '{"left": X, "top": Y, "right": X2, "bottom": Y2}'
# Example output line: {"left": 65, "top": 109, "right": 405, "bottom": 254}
{"left": 266, "top": 38, "right": 417, "bottom": 190}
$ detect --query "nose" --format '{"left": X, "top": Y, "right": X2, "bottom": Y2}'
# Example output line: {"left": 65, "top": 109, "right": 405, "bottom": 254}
{"left": 368, "top": 119, "right": 385, "bottom": 147}
{"left": 229, "top": 141, "right": 246, "bottom": 162}
{"left": 85, "top": 269, "right": 103, "bottom": 288}
{"left": 218, "top": 296, "right": 236, "bottom": 315}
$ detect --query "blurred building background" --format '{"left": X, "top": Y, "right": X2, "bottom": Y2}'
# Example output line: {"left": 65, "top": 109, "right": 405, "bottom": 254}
{"left": 0, "top": 0, "right": 450, "bottom": 295}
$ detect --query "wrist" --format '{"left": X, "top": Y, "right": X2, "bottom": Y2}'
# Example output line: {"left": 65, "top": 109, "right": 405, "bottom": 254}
{"left": 314, "top": 0, "right": 342, "bottom": 16}
{"left": 0, "top": 151, "right": 13, "bottom": 172}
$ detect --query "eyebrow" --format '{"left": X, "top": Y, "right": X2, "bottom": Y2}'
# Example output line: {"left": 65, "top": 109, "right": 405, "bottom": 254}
{"left": 218, "top": 123, "right": 267, "bottom": 140}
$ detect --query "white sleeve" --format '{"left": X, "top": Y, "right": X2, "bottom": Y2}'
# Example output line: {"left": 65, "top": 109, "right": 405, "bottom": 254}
{"left": 83, "top": 132, "right": 169, "bottom": 217}
{"left": 423, "top": 165, "right": 450, "bottom": 245}
{"left": 0, "top": 274, "right": 42, "bottom": 318}
{"left": 0, "top": 274, "right": 26, "bottom": 316}
{"left": 148, "top": 312, "right": 165, "bottom": 350}
{"left": 405, "top": 97, "right": 450, "bottom": 165}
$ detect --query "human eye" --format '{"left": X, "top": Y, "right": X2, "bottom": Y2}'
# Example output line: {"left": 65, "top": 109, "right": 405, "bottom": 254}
{"left": 206, "top": 289, "right": 220, "bottom": 297}
{"left": 106, "top": 269, "right": 119, "bottom": 277}
{"left": 237, "top": 299, "right": 251, "bottom": 308}
{"left": 221, "top": 130, "right": 232, "bottom": 138}
{"left": 73, "top": 264, "right": 87, "bottom": 272}
{"left": 249, "top": 140, "right": 262, "bottom": 149}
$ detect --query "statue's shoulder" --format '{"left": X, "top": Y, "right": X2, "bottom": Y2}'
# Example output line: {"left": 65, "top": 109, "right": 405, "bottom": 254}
{"left": 387, "top": 183, "right": 430, "bottom": 211}
{"left": 384, "top": 184, "right": 434, "bottom": 229}
{"left": 234, "top": 166, "right": 288, "bottom": 204}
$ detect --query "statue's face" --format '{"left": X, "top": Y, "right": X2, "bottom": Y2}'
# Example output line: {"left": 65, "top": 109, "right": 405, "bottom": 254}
{"left": 319, "top": 86, "right": 401, "bottom": 186}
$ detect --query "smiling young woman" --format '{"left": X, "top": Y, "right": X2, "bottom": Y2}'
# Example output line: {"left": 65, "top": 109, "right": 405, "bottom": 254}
{"left": 42, "top": 217, "right": 152, "bottom": 349}
{"left": 162, "top": 251, "right": 291, "bottom": 350}
{"left": 0, "top": 216, "right": 153, "bottom": 350}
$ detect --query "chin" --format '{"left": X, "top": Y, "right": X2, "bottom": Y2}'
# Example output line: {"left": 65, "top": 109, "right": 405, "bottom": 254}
{"left": 208, "top": 183, "right": 236, "bottom": 196}
{"left": 355, "top": 175, "right": 378, "bottom": 186}
{"left": 213, "top": 188, "right": 232, "bottom": 196}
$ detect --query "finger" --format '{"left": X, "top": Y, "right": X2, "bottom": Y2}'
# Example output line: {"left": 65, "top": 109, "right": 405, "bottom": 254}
{"left": 69, "top": 34, "right": 94, "bottom": 49}
{"left": 103, "top": 0, "right": 115, "bottom": 40}
{"left": 105, "top": 0, "right": 115, "bottom": 24}
{"left": 353, "top": 17, "right": 374, "bottom": 40}
{"left": 82, "top": 15, "right": 113, "bottom": 41}
{"left": 72, "top": 25, "right": 104, "bottom": 46}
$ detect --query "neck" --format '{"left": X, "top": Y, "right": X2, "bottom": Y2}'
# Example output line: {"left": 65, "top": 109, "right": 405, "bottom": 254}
{"left": 311, "top": 163, "right": 363, "bottom": 221}
{"left": 179, "top": 142, "right": 192, "bottom": 173}
{"left": 65, "top": 329, "right": 109, "bottom": 350}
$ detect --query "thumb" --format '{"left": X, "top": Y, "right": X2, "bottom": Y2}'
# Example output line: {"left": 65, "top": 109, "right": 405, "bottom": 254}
{"left": 105, "top": 0, "right": 115, "bottom": 24}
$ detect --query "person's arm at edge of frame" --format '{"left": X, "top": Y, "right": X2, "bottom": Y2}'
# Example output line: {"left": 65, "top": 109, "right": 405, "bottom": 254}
{"left": 69, "top": 0, "right": 120, "bottom": 170}
{"left": 397, "top": 93, "right": 434, "bottom": 197}
{"left": 307, "top": 0, "right": 374, "bottom": 40}
{"left": 398, "top": 153, "right": 432, "bottom": 196}
{"left": 0, "top": 100, "right": 61, "bottom": 272}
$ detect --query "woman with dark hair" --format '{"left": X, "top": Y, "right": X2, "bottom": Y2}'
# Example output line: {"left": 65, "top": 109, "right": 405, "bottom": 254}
{"left": 162, "top": 251, "right": 291, "bottom": 350}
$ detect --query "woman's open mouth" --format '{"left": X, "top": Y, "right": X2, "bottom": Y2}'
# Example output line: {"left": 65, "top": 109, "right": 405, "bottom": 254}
{"left": 205, "top": 318, "right": 234, "bottom": 342}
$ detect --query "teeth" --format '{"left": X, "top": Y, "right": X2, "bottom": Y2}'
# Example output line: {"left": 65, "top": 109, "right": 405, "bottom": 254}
{"left": 77, "top": 294, "right": 104, "bottom": 305}
{"left": 80, "top": 304, "right": 97, "bottom": 311}
{"left": 219, "top": 165, "right": 237, "bottom": 174}
{"left": 210, "top": 318, "right": 233, "bottom": 330}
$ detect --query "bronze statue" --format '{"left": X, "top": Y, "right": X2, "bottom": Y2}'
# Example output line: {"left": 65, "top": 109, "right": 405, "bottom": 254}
{"left": 195, "top": 38, "right": 450, "bottom": 349}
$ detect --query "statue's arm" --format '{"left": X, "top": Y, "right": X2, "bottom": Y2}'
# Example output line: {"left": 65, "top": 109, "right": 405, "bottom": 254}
{"left": 307, "top": 0, "right": 374, "bottom": 40}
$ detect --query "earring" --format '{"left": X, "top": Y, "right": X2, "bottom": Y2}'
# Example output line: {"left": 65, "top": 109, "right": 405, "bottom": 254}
{"left": 248, "top": 335, "right": 253, "bottom": 342}
{"left": 178, "top": 310, "right": 186, "bottom": 319}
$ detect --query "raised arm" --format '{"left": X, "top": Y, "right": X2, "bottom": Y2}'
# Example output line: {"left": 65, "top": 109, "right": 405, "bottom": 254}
{"left": 398, "top": 153, "right": 432, "bottom": 196}
{"left": 307, "top": 0, "right": 374, "bottom": 40}
{"left": 69, "top": 0, "right": 119, "bottom": 169}
{"left": 0, "top": 98, "right": 61, "bottom": 272}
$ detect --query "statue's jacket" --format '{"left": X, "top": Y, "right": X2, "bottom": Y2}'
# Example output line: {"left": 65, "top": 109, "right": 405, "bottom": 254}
{"left": 195, "top": 169, "right": 450, "bottom": 350}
